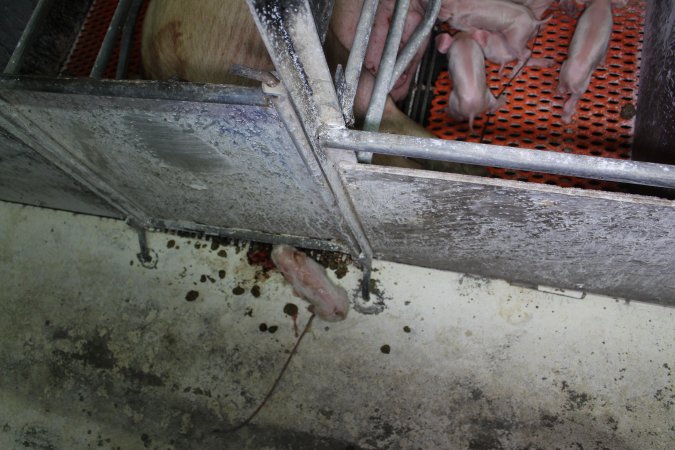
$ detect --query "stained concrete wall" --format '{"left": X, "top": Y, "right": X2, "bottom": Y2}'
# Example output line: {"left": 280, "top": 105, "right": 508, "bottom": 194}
{"left": 0, "top": 201, "right": 672, "bottom": 449}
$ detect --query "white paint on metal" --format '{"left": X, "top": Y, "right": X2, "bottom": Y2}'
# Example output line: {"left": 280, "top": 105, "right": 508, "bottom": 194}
{"left": 0, "top": 88, "right": 350, "bottom": 245}
{"left": 340, "top": 162, "right": 675, "bottom": 304}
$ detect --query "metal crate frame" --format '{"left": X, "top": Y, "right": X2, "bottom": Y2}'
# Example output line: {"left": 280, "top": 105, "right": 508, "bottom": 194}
{"left": 0, "top": 0, "right": 673, "bottom": 305}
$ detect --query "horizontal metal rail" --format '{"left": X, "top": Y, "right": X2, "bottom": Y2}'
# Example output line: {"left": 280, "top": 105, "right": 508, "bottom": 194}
{"left": 321, "top": 128, "right": 675, "bottom": 189}
{"left": 0, "top": 75, "right": 269, "bottom": 106}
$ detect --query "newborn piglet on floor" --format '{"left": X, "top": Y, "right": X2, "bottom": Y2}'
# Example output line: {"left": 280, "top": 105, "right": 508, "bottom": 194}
{"left": 271, "top": 245, "right": 349, "bottom": 322}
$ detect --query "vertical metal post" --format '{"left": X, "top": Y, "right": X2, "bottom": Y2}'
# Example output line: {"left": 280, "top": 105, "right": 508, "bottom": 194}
{"left": 337, "top": 0, "right": 379, "bottom": 126}
{"left": 246, "top": 0, "right": 375, "bottom": 301}
{"left": 116, "top": 0, "right": 145, "bottom": 79}
{"left": 388, "top": 0, "right": 440, "bottom": 91}
{"left": 633, "top": 0, "right": 675, "bottom": 165}
{"left": 359, "top": 0, "right": 411, "bottom": 163}
{"left": 309, "top": 0, "right": 337, "bottom": 44}
{"left": 3, "top": 0, "right": 56, "bottom": 75}
{"left": 91, "top": 0, "right": 134, "bottom": 78}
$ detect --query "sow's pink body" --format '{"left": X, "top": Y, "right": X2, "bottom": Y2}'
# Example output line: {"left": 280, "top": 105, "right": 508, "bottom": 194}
{"left": 271, "top": 245, "right": 349, "bottom": 322}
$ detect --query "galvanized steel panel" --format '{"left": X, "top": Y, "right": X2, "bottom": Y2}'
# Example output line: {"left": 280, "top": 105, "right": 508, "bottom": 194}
{"left": 0, "top": 117, "right": 120, "bottom": 216}
{"left": 341, "top": 163, "right": 675, "bottom": 305}
{"left": 0, "top": 87, "right": 347, "bottom": 245}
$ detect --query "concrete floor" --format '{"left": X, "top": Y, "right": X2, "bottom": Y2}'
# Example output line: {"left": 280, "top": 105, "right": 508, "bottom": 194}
{"left": 0, "top": 200, "right": 672, "bottom": 449}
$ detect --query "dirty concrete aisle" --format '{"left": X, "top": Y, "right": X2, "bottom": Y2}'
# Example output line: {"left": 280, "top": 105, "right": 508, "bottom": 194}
{"left": 0, "top": 201, "right": 672, "bottom": 449}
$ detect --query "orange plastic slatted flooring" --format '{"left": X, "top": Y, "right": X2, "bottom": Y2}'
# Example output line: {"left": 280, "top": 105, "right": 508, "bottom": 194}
{"left": 427, "top": 1, "right": 645, "bottom": 191}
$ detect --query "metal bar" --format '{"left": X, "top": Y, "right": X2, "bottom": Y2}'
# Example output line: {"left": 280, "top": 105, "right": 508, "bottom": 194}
{"left": 246, "top": 0, "right": 376, "bottom": 301}
{"left": 91, "top": 0, "right": 133, "bottom": 78}
{"left": 3, "top": 0, "right": 56, "bottom": 75}
{"left": 388, "top": 0, "right": 440, "bottom": 91}
{"left": 420, "top": 39, "right": 439, "bottom": 127}
{"left": 269, "top": 86, "right": 376, "bottom": 304}
{"left": 339, "top": 0, "right": 379, "bottom": 126}
{"left": 246, "top": 0, "right": 344, "bottom": 131}
{"left": 115, "top": 0, "right": 144, "bottom": 79}
{"left": 268, "top": 83, "right": 362, "bottom": 255}
{"left": 230, "top": 64, "right": 279, "bottom": 87}
{"left": 360, "top": 0, "right": 411, "bottom": 163}
{"left": 309, "top": 0, "right": 336, "bottom": 44}
{"left": 404, "top": 59, "right": 422, "bottom": 119}
{"left": 127, "top": 218, "right": 152, "bottom": 263}
{"left": 154, "top": 219, "right": 350, "bottom": 254}
{"left": 0, "top": 75, "right": 269, "bottom": 106}
{"left": 321, "top": 128, "right": 675, "bottom": 189}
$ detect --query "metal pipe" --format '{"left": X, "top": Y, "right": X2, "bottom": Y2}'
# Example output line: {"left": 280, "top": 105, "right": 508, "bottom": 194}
{"left": 3, "top": 0, "right": 56, "bottom": 75}
{"left": 321, "top": 128, "right": 675, "bottom": 189}
{"left": 388, "top": 0, "right": 440, "bottom": 91}
{"left": 361, "top": 0, "right": 411, "bottom": 163}
{"left": 229, "top": 64, "right": 279, "bottom": 87}
{"left": 310, "top": 0, "right": 336, "bottom": 44}
{"left": 246, "top": 0, "right": 376, "bottom": 301}
{"left": 91, "top": 0, "right": 134, "bottom": 78}
{"left": 115, "top": 0, "right": 144, "bottom": 79}
{"left": 420, "top": 37, "right": 439, "bottom": 126}
{"left": 0, "top": 75, "right": 269, "bottom": 106}
{"left": 339, "top": 0, "right": 379, "bottom": 125}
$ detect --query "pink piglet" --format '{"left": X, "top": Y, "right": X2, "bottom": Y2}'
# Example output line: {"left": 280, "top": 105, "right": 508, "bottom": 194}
{"left": 436, "top": 32, "right": 506, "bottom": 132}
{"left": 271, "top": 245, "right": 349, "bottom": 322}
{"left": 556, "top": 0, "right": 624, "bottom": 123}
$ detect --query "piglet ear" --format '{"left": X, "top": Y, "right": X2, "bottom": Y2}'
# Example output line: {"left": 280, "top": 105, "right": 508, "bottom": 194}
{"left": 470, "top": 29, "right": 490, "bottom": 48}
{"left": 435, "top": 33, "right": 453, "bottom": 54}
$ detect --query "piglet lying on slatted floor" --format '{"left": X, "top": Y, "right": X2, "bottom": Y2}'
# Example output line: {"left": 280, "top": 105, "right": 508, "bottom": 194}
{"left": 436, "top": 32, "right": 506, "bottom": 132}
{"left": 557, "top": 0, "right": 628, "bottom": 123}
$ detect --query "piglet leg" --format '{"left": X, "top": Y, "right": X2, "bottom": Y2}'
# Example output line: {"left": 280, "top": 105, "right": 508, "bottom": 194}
{"left": 561, "top": 91, "right": 583, "bottom": 123}
{"left": 556, "top": 0, "right": 613, "bottom": 123}
{"left": 510, "top": 48, "right": 533, "bottom": 78}
{"left": 510, "top": 54, "right": 556, "bottom": 78}
{"left": 557, "top": 65, "right": 591, "bottom": 123}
